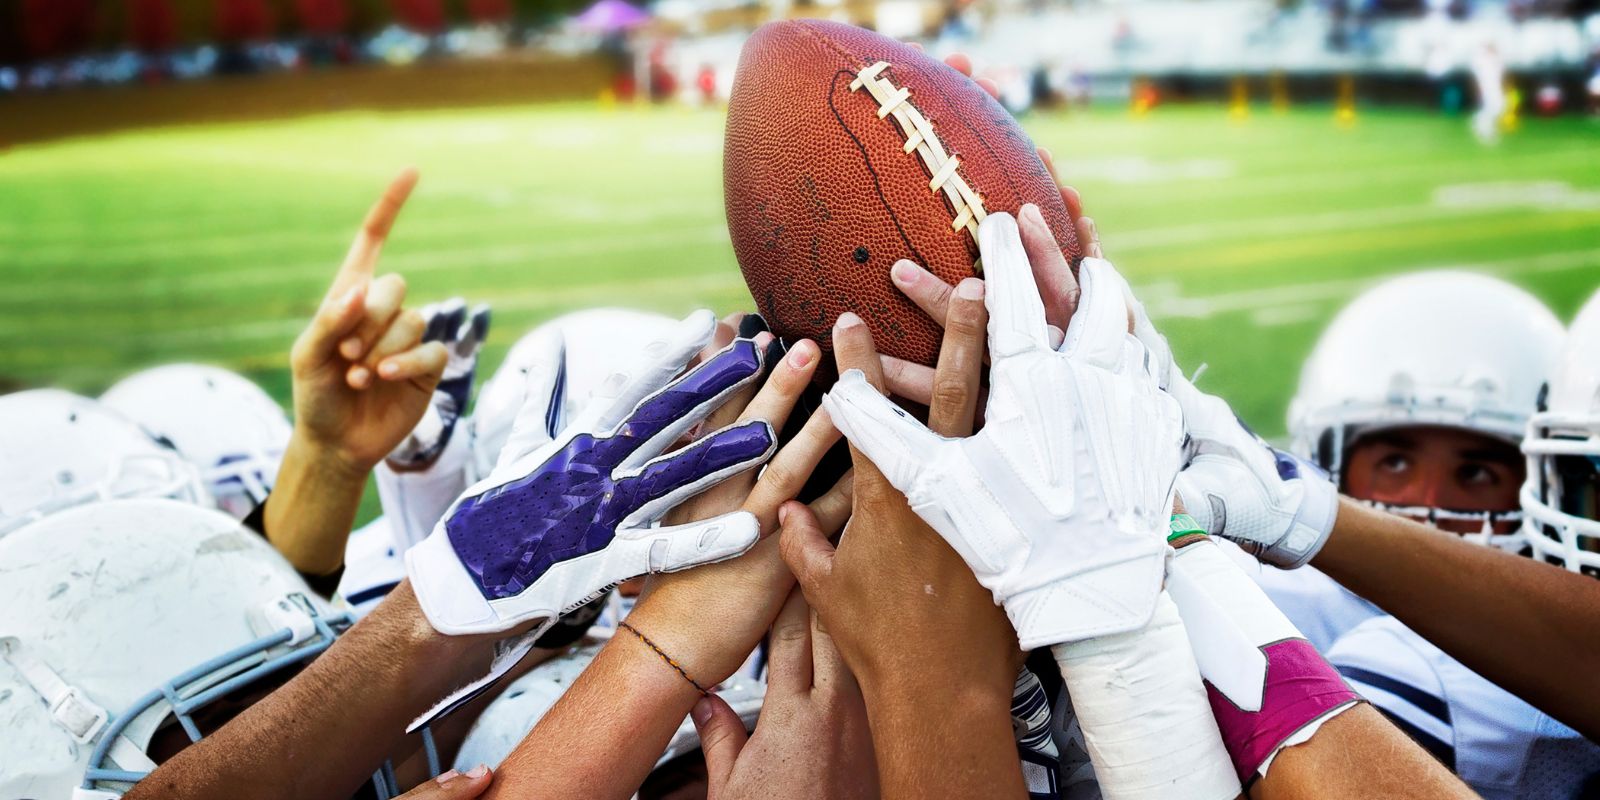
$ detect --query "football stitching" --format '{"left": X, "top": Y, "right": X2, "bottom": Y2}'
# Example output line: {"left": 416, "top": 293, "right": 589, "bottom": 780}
{"left": 825, "top": 69, "right": 929, "bottom": 277}
{"left": 849, "top": 61, "right": 990, "bottom": 253}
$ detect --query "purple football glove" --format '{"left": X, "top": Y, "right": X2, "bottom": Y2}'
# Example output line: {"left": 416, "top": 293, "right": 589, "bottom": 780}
{"left": 408, "top": 309, "right": 775, "bottom": 637}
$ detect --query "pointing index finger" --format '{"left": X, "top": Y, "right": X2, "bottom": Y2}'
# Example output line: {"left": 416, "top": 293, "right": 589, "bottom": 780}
{"left": 326, "top": 167, "right": 419, "bottom": 304}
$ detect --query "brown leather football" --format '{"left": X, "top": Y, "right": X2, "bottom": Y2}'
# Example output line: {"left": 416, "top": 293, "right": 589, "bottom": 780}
{"left": 724, "top": 19, "right": 1081, "bottom": 369}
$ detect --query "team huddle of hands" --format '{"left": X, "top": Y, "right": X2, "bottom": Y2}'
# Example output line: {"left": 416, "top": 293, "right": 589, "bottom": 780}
{"left": 237, "top": 155, "right": 1220, "bottom": 799}
{"left": 130, "top": 56, "right": 1381, "bottom": 794}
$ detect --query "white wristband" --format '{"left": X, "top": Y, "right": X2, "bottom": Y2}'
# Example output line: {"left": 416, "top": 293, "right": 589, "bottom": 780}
{"left": 1051, "top": 589, "right": 1241, "bottom": 800}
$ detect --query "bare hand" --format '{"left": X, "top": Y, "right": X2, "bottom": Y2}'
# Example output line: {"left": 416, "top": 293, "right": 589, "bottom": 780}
{"left": 632, "top": 318, "right": 852, "bottom": 685}
{"left": 780, "top": 304, "right": 1021, "bottom": 690}
{"left": 691, "top": 589, "right": 878, "bottom": 800}
{"left": 289, "top": 169, "right": 449, "bottom": 474}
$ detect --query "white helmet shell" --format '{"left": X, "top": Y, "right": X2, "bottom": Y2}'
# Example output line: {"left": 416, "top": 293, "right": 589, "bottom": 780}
{"left": 470, "top": 309, "right": 680, "bottom": 480}
{"left": 102, "top": 364, "right": 292, "bottom": 520}
{"left": 0, "top": 499, "right": 348, "bottom": 799}
{"left": 0, "top": 390, "right": 211, "bottom": 537}
{"left": 1287, "top": 271, "right": 1564, "bottom": 549}
{"left": 1521, "top": 288, "right": 1600, "bottom": 576}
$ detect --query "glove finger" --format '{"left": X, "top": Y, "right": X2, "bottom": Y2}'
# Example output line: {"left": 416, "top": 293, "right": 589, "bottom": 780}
{"left": 631, "top": 508, "right": 763, "bottom": 573}
{"left": 614, "top": 419, "right": 776, "bottom": 529}
{"left": 1062, "top": 258, "right": 1136, "bottom": 370}
{"left": 494, "top": 327, "right": 567, "bottom": 470}
{"left": 979, "top": 212, "right": 1052, "bottom": 360}
{"left": 821, "top": 369, "right": 941, "bottom": 494}
{"left": 427, "top": 297, "right": 468, "bottom": 344}
{"left": 590, "top": 309, "right": 717, "bottom": 433}
{"left": 606, "top": 338, "right": 765, "bottom": 469}
{"left": 465, "top": 303, "right": 492, "bottom": 345}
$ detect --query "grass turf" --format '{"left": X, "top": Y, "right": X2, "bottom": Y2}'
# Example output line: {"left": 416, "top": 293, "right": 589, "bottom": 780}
{"left": 2, "top": 101, "right": 1596, "bottom": 518}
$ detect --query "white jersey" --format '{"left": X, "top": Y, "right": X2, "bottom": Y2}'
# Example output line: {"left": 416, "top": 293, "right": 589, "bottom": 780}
{"left": 1327, "top": 616, "right": 1600, "bottom": 799}
{"left": 1216, "top": 539, "right": 1381, "bottom": 653}
{"left": 337, "top": 516, "right": 406, "bottom": 618}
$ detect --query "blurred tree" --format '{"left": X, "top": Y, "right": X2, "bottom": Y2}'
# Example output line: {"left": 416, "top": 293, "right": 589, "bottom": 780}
{"left": 296, "top": 0, "right": 350, "bottom": 33}
{"left": 130, "top": 0, "right": 180, "bottom": 52}
{"left": 390, "top": 0, "right": 444, "bottom": 31}
{"left": 214, "top": 0, "right": 275, "bottom": 40}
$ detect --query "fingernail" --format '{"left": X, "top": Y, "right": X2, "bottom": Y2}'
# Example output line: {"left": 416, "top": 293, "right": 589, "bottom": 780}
{"left": 1021, "top": 203, "right": 1046, "bottom": 228}
{"left": 466, "top": 764, "right": 488, "bottom": 779}
{"left": 435, "top": 770, "right": 462, "bottom": 785}
{"left": 778, "top": 503, "right": 790, "bottom": 525}
{"left": 379, "top": 361, "right": 398, "bottom": 378}
{"left": 788, "top": 341, "right": 815, "bottom": 369}
{"left": 754, "top": 331, "right": 775, "bottom": 349}
{"left": 1047, "top": 325, "right": 1065, "bottom": 349}
{"left": 691, "top": 696, "right": 715, "bottom": 725}
{"left": 956, "top": 278, "right": 984, "bottom": 300}
{"left": 1038, "top": 146, "right": 1054, "bottom": 164}
{"left": 340, "top": 286, "right": 361, "bottom": 307}
{"left": 349, "top": 366, "right": 370, "bottom": 387}
{"left": 891, "top": 260, "right": 919, "bottom": 285}
{"left": 835, "top": 312, "right": 862, "bottom": 332}
{"left": 340, "top": 337, "right": 363, "bottom": 359}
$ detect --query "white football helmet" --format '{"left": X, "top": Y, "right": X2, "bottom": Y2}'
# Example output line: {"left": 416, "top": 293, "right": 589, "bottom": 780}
{"left": 469, "top": 308, "right": 680, "bottom": 481}
{"left": 0, "top": 390, "right": 210, "bottom": 537}
{"left": 1521, "top": 288, "right": 1600, "bottom": 577}
{"left": 101, "top": 364, "right": 292, "bottom": 519}
{"left": 453, "top": 641, "right": 765, "bottom": 777}
{"left": 1287, "top": 271, "right": 1564, "bottom": 549}
{"left": 0, "top": 499, "right": 367, "bottom": 799}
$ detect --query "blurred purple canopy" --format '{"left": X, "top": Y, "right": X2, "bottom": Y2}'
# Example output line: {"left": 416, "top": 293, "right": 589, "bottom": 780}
{"left": 573, "top": 0, "right": 650, "bottom": 31}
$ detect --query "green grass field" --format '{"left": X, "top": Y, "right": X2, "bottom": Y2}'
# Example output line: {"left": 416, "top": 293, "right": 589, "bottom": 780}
{"left": 3, "top": 102, "right": 1597, "bottom": 507}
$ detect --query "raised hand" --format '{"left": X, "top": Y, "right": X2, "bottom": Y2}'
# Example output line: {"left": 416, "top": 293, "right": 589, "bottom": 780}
{"left": 821, "top": 212, "right": 1185, "bottom": 649}
{"left": 290, "top": 168, "right": 448, "bottom": 475}
{"left": 388, "top": 299, "right": 492, "bottom": 471}
{"left": 409, "top": 310, "right": 776, "bottom": 638}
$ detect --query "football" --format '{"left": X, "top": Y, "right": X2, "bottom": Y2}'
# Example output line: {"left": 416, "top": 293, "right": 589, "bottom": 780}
{"left": 724, "top": 19, "right": 1082, "bottom": 369}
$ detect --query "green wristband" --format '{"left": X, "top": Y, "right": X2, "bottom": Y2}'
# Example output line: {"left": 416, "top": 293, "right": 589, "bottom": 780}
{"left": 1168, "top": 513, "right": 1206, "bottom": 543}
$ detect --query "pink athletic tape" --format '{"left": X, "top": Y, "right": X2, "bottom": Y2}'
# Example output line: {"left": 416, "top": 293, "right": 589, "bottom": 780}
{"left": 1205, "top": 638, "right": 1361, "bottom": 785}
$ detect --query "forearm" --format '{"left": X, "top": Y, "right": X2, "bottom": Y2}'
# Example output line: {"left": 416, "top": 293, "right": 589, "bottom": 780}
{"left": 1252, "top": 704, "right": 1473, "bottom": 800}
{"left": 491, "top": 542, "right": 793, "bottom": 799}
{"left": 265, "top": 431, "right": 369, "bottom": 575}
{"left": 861, "top": 676, "right": 1024, "bottom": 800}
{"left": 127, "top": 582, "right": 489, "bottom": 800}
{"left": 1314, "top": 497, "right": 1600, "bottom": 739}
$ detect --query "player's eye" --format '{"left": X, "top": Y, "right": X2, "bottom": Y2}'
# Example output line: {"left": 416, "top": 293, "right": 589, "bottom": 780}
{"left": 1378, "top": 453, "right": 1410, "bottom": 474}
{"left": 1458, "top": 463, "right": 1499, "bottom": 486}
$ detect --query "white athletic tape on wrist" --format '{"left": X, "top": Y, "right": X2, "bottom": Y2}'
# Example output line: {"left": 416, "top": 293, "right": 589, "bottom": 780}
{"left": 1050, "top": 590, "right": 1241, "bottom": 800}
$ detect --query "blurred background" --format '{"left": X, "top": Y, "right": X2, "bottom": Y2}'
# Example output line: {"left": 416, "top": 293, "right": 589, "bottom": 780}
{"left": 1, "top": 0, "right": 1596, "bottom": 516}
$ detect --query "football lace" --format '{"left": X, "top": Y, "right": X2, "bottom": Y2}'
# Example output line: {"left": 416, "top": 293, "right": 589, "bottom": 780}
{"left": 850, "top": 61, "right": 990, "bottom": 248}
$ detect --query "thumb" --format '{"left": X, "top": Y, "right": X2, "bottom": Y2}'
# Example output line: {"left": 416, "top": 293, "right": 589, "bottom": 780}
{"left": 778, "top": 501, "right": 837, "bottom": 614}
{"left": 398, "top": 765, "right": 493, "bottom": 799}
{"left": 691, "top": 693, "right": 749, "bottom": 797}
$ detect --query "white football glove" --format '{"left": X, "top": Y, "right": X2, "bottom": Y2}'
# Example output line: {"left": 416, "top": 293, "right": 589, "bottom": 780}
{"left": 1122, "top": 290, "right": 1338, "bottom": 569}
{"left": 822, "top": 214, "right": 1185, "bottom": 649}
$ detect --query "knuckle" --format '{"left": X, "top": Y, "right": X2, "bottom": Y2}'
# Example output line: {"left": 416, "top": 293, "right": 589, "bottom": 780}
{"left": 930, "top": 377, "right": 971, "bottom": 411}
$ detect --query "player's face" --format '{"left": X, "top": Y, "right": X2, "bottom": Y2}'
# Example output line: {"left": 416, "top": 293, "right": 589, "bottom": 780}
{"left": 1343, "top": 425, "right": 1523, "bottom": 534}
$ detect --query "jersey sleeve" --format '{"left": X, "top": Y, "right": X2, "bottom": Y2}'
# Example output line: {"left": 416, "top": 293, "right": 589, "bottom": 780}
{"left": 1325, "top": 616, "right": 1456, "bottom": 769}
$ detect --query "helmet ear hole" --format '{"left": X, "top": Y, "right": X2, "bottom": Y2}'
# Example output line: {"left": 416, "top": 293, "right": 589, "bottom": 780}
{"left": 1315, "top": 430, "right": 1338, "bottom": 475}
